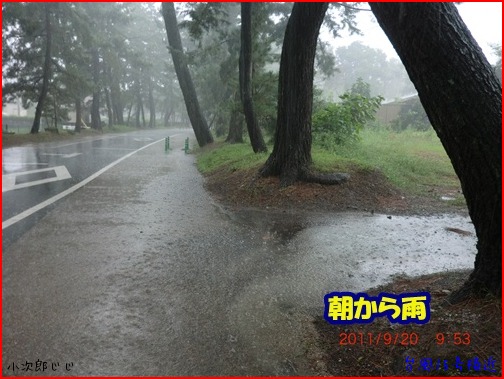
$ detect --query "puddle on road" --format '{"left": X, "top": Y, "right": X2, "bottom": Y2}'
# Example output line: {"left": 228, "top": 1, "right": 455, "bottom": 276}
{"left": 228, "top": 210, "right": 477, "bottom": 374}
{"left": 227, "top": 210, "right": 476, "bottom": 376}
{"left": 232, "top": 208, "right": 308, "bottom": 246}
{"left": 232, "top": 209, "right": 476, "bottom": 307}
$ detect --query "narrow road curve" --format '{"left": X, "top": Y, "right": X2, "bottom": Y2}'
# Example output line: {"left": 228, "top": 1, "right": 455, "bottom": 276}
{"left": 2, "top": 131, "right": 476, "bottom": 376}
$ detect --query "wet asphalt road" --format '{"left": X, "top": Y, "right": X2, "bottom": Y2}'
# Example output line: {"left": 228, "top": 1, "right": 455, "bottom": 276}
{"left": 2, "top": 129, "right": 186, "bottom": 248}
{"left": 2, "top": 129, "right": 477, "bottom": 376}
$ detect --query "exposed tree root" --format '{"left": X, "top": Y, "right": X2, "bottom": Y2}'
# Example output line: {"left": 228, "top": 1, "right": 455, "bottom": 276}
{"left": 446, "top": 277, "right": 501, "bottom": 305}
{"left": 260, "top": 160, "right": 350, "bottom": 188}
{"left": 300, "top": 169, "right": 350, "bottom": 185}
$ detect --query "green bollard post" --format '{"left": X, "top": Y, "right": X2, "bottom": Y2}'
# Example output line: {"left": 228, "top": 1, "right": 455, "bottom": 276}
{"left": 165, "top": 136, "right": 170, "bottom": 152}
{"left": 184, "top": 138, "right": 189, "bottom": 154}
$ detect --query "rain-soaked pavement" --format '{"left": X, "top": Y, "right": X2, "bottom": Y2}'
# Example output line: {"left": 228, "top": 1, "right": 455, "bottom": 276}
{"left": 2, "top": 131, "right": 477, "bottom": 376}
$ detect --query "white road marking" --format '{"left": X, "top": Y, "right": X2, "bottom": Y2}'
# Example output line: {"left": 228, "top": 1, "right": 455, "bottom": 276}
{"left": 40, "top": 153, "right": 82, "bottom": 158}
{"left": 2, "top": 137, "right": 165, "bottom": 230}
{"left": 3, "top": 162, "right": 50, "bottom": 167}
{"left": 46, "top": 136, "right": 114, "bottom": 149}
{"left": 2, "top": 166, "right": 71, "bottom": 193}
{"left": 92, "top": 147, "right": 137, "bottom": 151}
{"left": 133, "top": 137, "right": 153, "bottom": 142}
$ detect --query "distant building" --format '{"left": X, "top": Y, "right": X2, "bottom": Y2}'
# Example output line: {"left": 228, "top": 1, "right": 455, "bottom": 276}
{"left": 2, "top": 96, "right": 28, "bottom": 117}
{"left": 375, "top": 93, "right": 419, "bottom": 124}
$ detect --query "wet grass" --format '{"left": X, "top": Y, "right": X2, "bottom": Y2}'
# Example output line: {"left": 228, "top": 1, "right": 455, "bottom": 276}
{"left": 196, "top": 140, "right": 269, "bottom": 173}
{"left": 196, "top": 128, "right": 463, "bottom": 201}
{"left": 319, "top": 128, "right": 460, "bottom": 195}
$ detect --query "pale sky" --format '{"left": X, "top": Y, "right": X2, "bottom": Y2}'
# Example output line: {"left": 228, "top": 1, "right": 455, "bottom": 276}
{"left": 325, "top": 2, "right": 502, "bottom": 64}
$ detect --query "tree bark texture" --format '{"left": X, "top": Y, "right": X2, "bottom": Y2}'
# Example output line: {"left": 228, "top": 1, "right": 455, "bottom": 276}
{"left": 110, "top": 79, "right": 123, "bottom": 124}
{"left": 369, "top": 3, "right": 501, "bottom": 300}
{"left": 226, "top": 101, "right": 244, "bottom": 143}
{"left": 104, "top": 86, "right": 113, "bottom": 127}
{"left": 91, "top": 47, "right": 101, "bottom": 130}
{"left": 163, "top": 101, "right": 173, "bottom": 127}
{"left": 148, "top": 78, "right": 156, "bottom": 128}
{"left": 75, "top": 98, "right": 81, "bottom": 133}
{"left": 260, "top": 3, "right": 347, "bottom": 187}
{"left": 126, "top": 102, "right": 133, "bottom": 126}
{"left": 31, "top": 3, "right": 52, "bottom": 134}
{"left": 162, "top": 2, "right": 213, "bottom": 147}
{"left": 134, "top": 77, "right": 143, "bottom": 128}
{"left": 240, "top": 3, "right": 267, "bottom": 153}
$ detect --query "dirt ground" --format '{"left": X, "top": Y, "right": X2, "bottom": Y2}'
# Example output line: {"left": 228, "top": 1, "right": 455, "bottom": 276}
{"left": 204, "top": 165, "right": 467, "bottom": 216}
{"left": 202, "top": 163, "right": 501, "bottom": 377}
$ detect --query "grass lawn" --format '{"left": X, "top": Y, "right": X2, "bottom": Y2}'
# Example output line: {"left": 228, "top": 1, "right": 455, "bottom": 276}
{"left": 313, "top": 129, "right": 461, "bottom": 195}
{"left": 197, "top": 128, "right": 463, "bottom": 202}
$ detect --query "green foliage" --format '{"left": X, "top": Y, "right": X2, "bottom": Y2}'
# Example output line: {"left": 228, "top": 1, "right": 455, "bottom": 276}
{"left": 312, "top": 91, "right": 383, "bottom": 148}
{"left": 350, "top": 77, "right": 371, "bottom": 98}
{"left": 254, "top": 71, "right": 278, "bottom": 136}
{"left": 326, "top": 128, "right": 460, "bottom": 194}
{"left": 196, "top": 142, "right": 269, "bottom": 173}
{"left": 2, "top": 2, "right": 176, "bottom": 129}
{"left": 196, "top": 128, "right": 462, "bottom": 200}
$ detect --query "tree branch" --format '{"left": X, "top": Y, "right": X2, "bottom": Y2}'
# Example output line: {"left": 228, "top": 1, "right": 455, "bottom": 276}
{"left": 333, "top": 3, "right": 372, "bottom": 12}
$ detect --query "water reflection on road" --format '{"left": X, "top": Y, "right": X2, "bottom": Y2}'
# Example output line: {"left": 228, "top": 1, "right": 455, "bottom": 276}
{"left": 232, "top": 209, "right": 475, "bottom": 306}
{"left": 2, "top": 136, "right": 477, "bottom": 376}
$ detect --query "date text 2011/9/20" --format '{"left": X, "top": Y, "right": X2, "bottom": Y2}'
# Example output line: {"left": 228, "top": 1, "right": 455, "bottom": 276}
{"left": 340, "top": 332, "right": 419, "bottom": 346}
{"left": 339, "top": 332, "right": 471, "bottom": 346}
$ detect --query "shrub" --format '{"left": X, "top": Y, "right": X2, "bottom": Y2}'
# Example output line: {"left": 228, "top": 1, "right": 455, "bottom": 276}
{"left": 312, "top": 92, "right": 383, "bottom": 148}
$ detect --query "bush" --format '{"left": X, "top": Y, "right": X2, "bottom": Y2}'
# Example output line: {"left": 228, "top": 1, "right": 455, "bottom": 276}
{"left": 312, "top": 92, "right": 383, "bottom": 148}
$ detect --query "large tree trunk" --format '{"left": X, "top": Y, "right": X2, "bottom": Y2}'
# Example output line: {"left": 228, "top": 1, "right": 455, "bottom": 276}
{"left": 148, "top": 78, "right": 155, "bottom": 128}
{"left": 134, "top": 77, "right": 142, "bottom": 128}
{"left": 259, "top": 3, "right": 348, "bottom": 187}
{"left": 110, "top": 76, "right": 124, "bottom": 124}
{"left": 161, "top": 2, "right": 213, "bottom": 147}
{"left": 126, "top": 101, "right": 133, "bottom": 126}
{"left": 140, "top": 98, "right": 146, "bottom": 128}
{"left": 31, "top": 3, "right": 52, "bottom": 134}
{"left": 369, "top": 3, "right": 501, "bottom": 301}
{"left": 104, "top": 86, "right": 113, "bottom": 127}
{"left": 91, "top": 47, "right": 101, "bottom": 130}
{"left": 240, "top": 3, "right": 266, "bottom": 153}
{"left": 226, "top": 92, "right": 244, "bottom": 143}
{"left": 226, "top": 100, "right": 244, "bottom": 144}
{"left": 163, "top": 101, "right": 173, "bottom": 127}
{"left": 75, "top": 98, "right": 82, "bottom": 133}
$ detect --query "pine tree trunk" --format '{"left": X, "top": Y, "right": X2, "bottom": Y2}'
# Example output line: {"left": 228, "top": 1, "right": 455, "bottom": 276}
{"left": 240, "top": 3, "right": 266, "bottom": 153}
{"left": 140, "top": 100, "right": 146, "bottom": 128}
{"left": 91, "top": 47, "right": 101, "bottom": 130}
{"left": 226, "top": 92, "right": 244, "bottom": 143}
{"left": 104, "top": 86, "right": 113, "bottom": 127}
{"left": 260, "top": 3, "right": 348, "bottom": 187}
{"left": 134, "top": 77, "right": 142, "bottom": 128}
{"left": 31, "top": 4, "right": 52, "bottom": 134}
{"left": 75, "top": 98, "right": 82, "bottom": 133}
{"left": 148, "top": 78, "right": 155, "bottom": 128}
{"left": 162, "top": 2, "right": 213, "bottom": 147}
{"left": 126, "top": 102, "right": 133, "bottom": 126}
{"left": 226, "top": 105, "right": 244, "bottom": 143}
{"left": 369, "top": 3, "right": 501, "bottom": 300}
{"left": 111, "top": 78, "right": 123, "bottom": 124}
{"left": 164, "top": 102, "right": 173, "bottom": 127}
